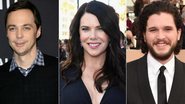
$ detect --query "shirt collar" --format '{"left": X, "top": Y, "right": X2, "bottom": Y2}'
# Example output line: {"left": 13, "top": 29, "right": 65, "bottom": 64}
{"left": 147, "top": 52, "right": 175, "bottom": 75}
{"left": 9, "top": 49, "right": 45, "bottom": 72}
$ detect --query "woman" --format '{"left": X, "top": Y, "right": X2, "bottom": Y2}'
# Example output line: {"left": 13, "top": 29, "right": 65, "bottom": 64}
{"left": 61, "top": 1, "right": 125, "bottom": 104}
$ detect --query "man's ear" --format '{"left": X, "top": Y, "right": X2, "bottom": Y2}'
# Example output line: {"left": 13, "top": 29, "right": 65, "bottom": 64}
{"left": 36, "top": 26, "right": 41, "bottom": 38}
{"left": 143, "top": 32, "right": 146, "bottom": 42}
{"left": 177, "top": 28, "right": 181, "bottom": 41}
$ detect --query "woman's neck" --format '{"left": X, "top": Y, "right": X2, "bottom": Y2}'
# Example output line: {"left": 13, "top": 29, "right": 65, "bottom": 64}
{"left": 82, "top": 53, "right": 106, "bottom": 78}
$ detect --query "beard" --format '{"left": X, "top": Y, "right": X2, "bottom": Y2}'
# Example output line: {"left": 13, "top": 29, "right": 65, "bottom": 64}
{"left": 147, "top": 39, "right": 177, "bottom": 61}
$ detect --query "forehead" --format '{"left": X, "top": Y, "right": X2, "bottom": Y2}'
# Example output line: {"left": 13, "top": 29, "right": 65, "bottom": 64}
{"left": 147, "top": 12, "right": 175, "bottom": 27}
{"left": 7, "top": 9, "right": 35, "bottom": 25}
{"left": 80, "top": 12, "right": 100, "bottom": 26}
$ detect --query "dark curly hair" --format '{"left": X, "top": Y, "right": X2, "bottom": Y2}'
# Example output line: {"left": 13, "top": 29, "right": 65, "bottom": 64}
{"left": 138, "top": 1, "right": 183, "bottom": 54}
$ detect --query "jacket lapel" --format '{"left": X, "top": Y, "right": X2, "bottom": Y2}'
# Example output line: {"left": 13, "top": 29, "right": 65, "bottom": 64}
{"left": 168, "top": 58, "right": 185, "bottom": 104}
{"left": 137, "top": 55, "right": 156, "bottom": 104}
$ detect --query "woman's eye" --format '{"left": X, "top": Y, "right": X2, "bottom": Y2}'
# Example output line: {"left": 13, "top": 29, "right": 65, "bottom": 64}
{"left": 81, "top": 27, "right": 89, "bottom": 31}
{"left": 97, "top": 27, "right": 103, "bottom": 30}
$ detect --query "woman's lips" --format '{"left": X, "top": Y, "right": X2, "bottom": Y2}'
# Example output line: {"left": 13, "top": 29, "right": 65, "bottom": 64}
{"left": 88, "top": 43, "right": 101, "bottom": 49}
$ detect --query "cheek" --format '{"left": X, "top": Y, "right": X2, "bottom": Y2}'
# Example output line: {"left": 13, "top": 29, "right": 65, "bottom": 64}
{"left": 102, "top": 37, "right": 109, "bottom": 49}
{"left": 79, "top": 35, "right": 84, "bottom": 42}
{"left": 80, "top": 33, "right": 88, "bottom": 42}
{"left": 7, "top": 34, "right": 13, "bottom": 41}
{"left": 144, "top": 33, "right": 154, "bottom": 42}
{"left": 104, "top": 36, "right": 109, "bottom": 44}
{"left": 99, "top": 32, "right": 109, "bottom": 41}
{"left": 144, "top": 37, "right": 153, "bottom": 46}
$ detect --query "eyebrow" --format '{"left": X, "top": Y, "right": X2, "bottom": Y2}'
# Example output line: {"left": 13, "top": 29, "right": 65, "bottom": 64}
{"left": 80, "top": 25, "right": 102, "bottom": 28}
{"left": 80, "top": 26, "right": 88, "bottom": 28}
{"left": 147, "top": 27, "right": 157, "bottom": 30}
{"left": 7, "top": 25, "right": 16, "bottom": 28}
{"left": 147, "top": 25, "right": 173, "bottom": 29}
{"left": 23, "top": 24, "right": 34, "bottom": 27}
{"left": 7, "top": 24, "right": 34, "bottom": 28}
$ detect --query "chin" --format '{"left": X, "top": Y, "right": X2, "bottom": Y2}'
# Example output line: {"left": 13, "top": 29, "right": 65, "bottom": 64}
{"left": 156, "top": 54, "right": 171, "bottom": 60}
{"left": 89, "top": 53, "right": 99, "bottom": 57}
{"left": 149, "top": 43, "right": 176, "bottom": 59}
{"left": 15, "top": 51, "right": 28, "bottom": 56}
{"left": 151, "top": 50, "right": 173, "bottom": 61}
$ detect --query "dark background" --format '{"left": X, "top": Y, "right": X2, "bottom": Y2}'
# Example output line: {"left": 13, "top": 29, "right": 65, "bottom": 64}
{"left": 0, "top": 0, "right": 58, "bottom": 66}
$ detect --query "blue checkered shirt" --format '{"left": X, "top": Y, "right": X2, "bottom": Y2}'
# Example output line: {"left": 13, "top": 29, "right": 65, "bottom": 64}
{"left": 9, "top": 50, "right": 45, "bottom": 77}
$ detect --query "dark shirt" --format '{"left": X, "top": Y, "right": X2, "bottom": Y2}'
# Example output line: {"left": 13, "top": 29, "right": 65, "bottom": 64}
{"left": 61, "top": 67, "right": 125, "bottom": 104}
{"left": 182, "top": 25, "right": 185, "bottom": 49}
{"left": 0, "top": 54, "right": 58, "bottom": 104}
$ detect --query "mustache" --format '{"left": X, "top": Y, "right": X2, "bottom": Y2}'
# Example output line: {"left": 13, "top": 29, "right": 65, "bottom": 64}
{"left": 153, "top": 39, "right": 170, "bottom": 45}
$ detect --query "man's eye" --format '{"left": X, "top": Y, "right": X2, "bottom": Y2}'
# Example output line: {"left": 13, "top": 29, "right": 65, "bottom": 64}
{"left": 23, "top": 27, "right": 31, "bottom": 31}
{"left": 149, "top": 29, "right": 157, "bottom": 32}
{"left": 164, "top": 28, "right": 172, "bottom": 31}
{"left": 8, "top": 27, "right": 16, "bottom": 32}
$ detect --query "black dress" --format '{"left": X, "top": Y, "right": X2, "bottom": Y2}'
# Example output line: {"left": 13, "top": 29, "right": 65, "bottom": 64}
{"left": 60, "top": 67, "right": 125, "bottom": 104}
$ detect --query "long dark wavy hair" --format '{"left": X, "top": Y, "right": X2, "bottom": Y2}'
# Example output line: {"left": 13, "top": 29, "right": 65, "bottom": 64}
{"left": 61, "top": 1, "right": 125, "bottom": 92}
{"left": 138, "top": 1, "right": 183, "bottom": 54}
